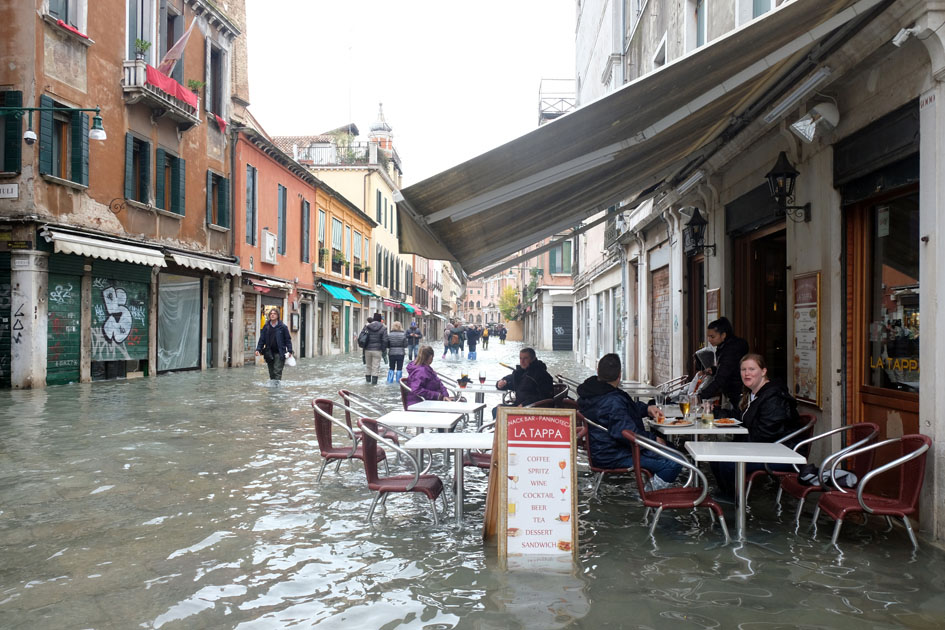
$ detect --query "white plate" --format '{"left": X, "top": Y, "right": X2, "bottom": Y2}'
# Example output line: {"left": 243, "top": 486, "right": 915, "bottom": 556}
{"left": 712, "top": 418, "right": 742, "bottom": 426}
{"left": 655, "top": 418, "right": 695, "bottom": 427}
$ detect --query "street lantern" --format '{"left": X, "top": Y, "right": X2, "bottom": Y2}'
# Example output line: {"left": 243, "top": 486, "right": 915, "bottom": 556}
{"left": 683, "top": 207, "right": 715, "bottom": 256}
{"left": 0, "top": 105, "right": 107, "bottom": 144}
{"left": 764, "top": 151, "right": 811, "bottom": 222}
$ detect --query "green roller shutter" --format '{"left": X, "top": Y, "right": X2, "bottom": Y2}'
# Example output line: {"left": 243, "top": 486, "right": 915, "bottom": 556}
{"left": 124, "top": 133, "right": 135, "bottom": 199}
{"left": 90, "top": 275, "right": 149, "bottom": 362}
{"left": 70, "top": 111, "right": 88, "bottom": 186}
{"left": 0, "top": 252, "right": 10, "bottom": 388}
{"left": 155, "top": 148, "right": 165, "bottom": 209}
{"left": 38, "top": 94, "right": 54, "bottom": 175}
{"left": 46, "top": 272, "right": 82, "bottom": 385}
{"left": 3, "top": 91, "right": 22, "bottom": 173}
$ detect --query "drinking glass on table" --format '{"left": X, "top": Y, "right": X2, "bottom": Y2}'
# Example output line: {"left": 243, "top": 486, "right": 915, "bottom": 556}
{"left": 688, "top": 394, "right": 701, "bottom": 421}
{"left": 678, "top": 394, "right": 691, "bottom": 419}
{"left": 701, "top": 401, "right": 714, "bottom": 426}
{"left": 479, "top": 370, "right": 487, "bottom": 384}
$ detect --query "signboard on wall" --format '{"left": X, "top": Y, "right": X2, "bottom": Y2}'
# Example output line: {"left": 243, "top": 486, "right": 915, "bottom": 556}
{"left": 706, "top": 287, "right": 720, "bottom": 323}
{"left": 793, "top": 272, "right": 821, "bottom": 406}
{"left": 494, "top": 407, "right": 578, "bottom": 564}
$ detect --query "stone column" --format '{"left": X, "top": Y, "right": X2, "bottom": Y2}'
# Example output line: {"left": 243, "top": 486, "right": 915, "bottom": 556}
{"left": 9, "top": 250, "right": 48, "bottom": 389}
{"left": 79, "top": 263, "right": 92, "bottom": 383}
{"left": 213, "top": 277, "right": 229, "bottom": 368}
{"left": 200, "top": 277, "right": 210, "bottom": 370}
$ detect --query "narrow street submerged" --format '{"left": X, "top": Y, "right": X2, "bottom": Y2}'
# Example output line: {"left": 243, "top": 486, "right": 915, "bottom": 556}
{"left": 1, "top": 342, "right": 944, "bottom": 629}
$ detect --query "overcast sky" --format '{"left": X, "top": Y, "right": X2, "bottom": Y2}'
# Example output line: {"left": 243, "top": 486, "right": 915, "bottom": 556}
{"left": 245, "top": 0, "right": 576, "bottom": 187}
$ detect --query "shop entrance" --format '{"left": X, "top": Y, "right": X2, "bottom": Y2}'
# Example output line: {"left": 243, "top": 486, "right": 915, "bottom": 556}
{"left": 734, "top": 224, "right": 788, "bottom": 384}
{"left": 300, "top": 303, "right": 309, "bottom": 357}
{"left": 845, "top": 187, "right": 920, "bottom": 497}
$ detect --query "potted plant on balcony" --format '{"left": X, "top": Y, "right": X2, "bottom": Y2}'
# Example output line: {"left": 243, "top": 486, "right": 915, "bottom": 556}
{"left": 187, "top": 79, "right": 205, "bottom": 94}
{"left": 319, "top": 247, "right": 329, "bottom": 265}
{"left": 135, "top": 39, "right": 151, "bottom": 61}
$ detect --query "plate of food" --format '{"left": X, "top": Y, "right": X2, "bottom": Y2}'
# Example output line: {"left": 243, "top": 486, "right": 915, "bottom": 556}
{"left": 655, "top": 417, "right": 694, "bottom": 427}
{"left": 714, "top": 417, "right": 742, "bottom": 425}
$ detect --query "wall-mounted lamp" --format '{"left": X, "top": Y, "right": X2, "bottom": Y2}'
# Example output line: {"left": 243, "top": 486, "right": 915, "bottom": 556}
{"left": 790, "top": 103, "right": 839, "bottom": 143}
{"left": 682, "top": 207, "right": 716, "bottom": 257}
{"left": 765, "top": 151, "right": 811, "bottom": 223}
{"left": 892, "top": 26, "right": 919, "bottom": 47}
{"left": 0, "top": 105, "right": 107, "bottom": 143}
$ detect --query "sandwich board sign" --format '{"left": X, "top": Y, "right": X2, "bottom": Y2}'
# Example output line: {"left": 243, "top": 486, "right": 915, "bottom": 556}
{"left": 492, "top": 407, "right": 578, "bottom": 563}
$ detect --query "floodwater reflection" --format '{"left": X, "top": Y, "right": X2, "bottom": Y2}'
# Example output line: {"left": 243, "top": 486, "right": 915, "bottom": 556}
{"left": 1, "top": 343, "right": 944, "bottom": 628}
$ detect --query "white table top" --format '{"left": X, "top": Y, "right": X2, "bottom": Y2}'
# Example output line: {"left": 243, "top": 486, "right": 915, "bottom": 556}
{"left": 376, "top": 410, "right": 463, "bottom": 430}
{"left": 402, "top": 432, "right": 495, "bottom": 450}
{"left": 654, "top": 423, "right": 749, "bottom": 436}
{"left": 460, "top": 384, "right": 504, "bottom": 393}
{"left": 408, "top": 400, "right": 486, "bottom": 414}
{"left": 685, "top": 441, "right": 807, "bottom": 464}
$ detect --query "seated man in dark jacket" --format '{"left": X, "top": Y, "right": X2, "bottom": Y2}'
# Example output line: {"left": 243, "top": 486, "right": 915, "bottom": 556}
{"left": 577, "top": 354, "right": 681, "bottom": 488}
{"left": 496, "top": 348, "right": 554, "bottom": 408}
{"left": 698, "top": 317, "right": 750, "bottom": 411}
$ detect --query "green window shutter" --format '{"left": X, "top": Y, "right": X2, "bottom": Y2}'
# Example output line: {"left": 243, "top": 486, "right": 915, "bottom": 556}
{"left": 3, "top": 91, "right": 22, "bottom": 172}
{"left": 206, "top": 170, "right": 213, "bottom": 224}
{"left": 563, "top": 241, "right": 572, "bottom": 274}
{"left": 139, "top": 140, "right": 150, "bottom": 202}
{"left": 155, "top": 148, "right": 166, "bottom": 209}
{"left": 175, "top": 157, "right": 186, "bottom": 215}
{"left": 38, "top": 94, "right": 54, "bottom": 175}
{"left": 124, "top": 133, "right": 134, "bottom": 199}
{"left": 218, "top": 177, "right": 229, "bottom": 228}
{"left": 70, "top": 111, "right": 89, "bottom": 185}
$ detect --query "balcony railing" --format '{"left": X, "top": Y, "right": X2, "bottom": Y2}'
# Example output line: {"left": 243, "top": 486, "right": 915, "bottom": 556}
{"left": 295, "top": 142, "right": 395, "bottom": 169}
{"left": 122, "top": 60, "right": 201, "bottom": 129}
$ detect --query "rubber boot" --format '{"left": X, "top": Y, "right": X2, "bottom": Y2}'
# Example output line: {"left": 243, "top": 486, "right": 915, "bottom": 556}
{"left": 387, "top": 369, "right": 395, "bottom": 383}
{"left": 365, "top": 375, "right": 372, "bottom": 383}
{"left": 395, "top": 370, "right": 402, "bottom": 383}
{"left": 372, "top": 376, "right": 378, "bottom": 385}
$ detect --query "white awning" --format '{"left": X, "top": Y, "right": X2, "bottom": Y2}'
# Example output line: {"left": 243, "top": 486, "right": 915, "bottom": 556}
{"left": 396, "top": 0, "right": 883, "bottom": 274}
{"left": 265, "top": 279, "right": 292, "bottom": 290}
{"left": 43, "top": 229, "right": 166, "bottom": 267}
{"left": 169, "top": 252, "right": 241, "bottom": 276}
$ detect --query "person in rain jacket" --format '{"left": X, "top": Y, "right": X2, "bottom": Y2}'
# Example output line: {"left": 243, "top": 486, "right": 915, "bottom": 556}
{"left": 406, "top": 323, "right": 423, "bottom": 361}
{"left": 255, "top": 307, "right": 293, "bottom": 381}
{"left": 360, "top": 313, "right": 388, "bottom": 385}
{"left": 577, "top": 353, "right": 680, "bottom": 486}
{"left": 465, "top": 325, "right": 479, "bottom": 356}
{"left": 498, "top": 325, "right": 507, "bottom": 344}
{"left": 386, "top": 321, "right": 409, "bottom": 383}
{"left": 496, "top": 347, "right": 554, "bottom": 407}
{"left": 404, "top": 345, "right": 453, "bottom": 407}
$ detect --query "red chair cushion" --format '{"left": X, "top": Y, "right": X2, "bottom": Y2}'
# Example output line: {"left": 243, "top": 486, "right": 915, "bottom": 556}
{"left": 642, "top": 487, "right": 723, "bottom": 514}
{"left": 463, "top": 452, "right": 492, "bottom": 469}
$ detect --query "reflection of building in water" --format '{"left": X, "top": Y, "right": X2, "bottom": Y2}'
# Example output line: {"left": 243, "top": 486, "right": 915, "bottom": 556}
{"left": 480, "top": 556, "right": 589, "bottom": 630}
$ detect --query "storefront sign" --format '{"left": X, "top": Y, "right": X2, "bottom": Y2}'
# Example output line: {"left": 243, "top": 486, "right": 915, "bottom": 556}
{"left": 0, "top": 240, "right": 32, "bottom": 251}
{"left": 495, "top": 408, "right": 578, "bottom": 563}
{"left": 793, "top": 272, "right": 821, "bottom": 406}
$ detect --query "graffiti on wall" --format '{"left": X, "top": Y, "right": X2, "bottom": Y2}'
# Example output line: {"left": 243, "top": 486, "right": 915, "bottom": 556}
{"left": 0, "top": 281, "right": 10, "bottom": 384}
{"left": 47, "top": 274, "right": 82, "bottom": 385}
{"left": 91, "top": 277, "right": 148, "bottom": 362}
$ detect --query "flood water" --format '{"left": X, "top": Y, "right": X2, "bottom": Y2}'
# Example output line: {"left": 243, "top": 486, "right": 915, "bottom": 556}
{"left": 2, "top": 341, "right": 944, "bottom": 629}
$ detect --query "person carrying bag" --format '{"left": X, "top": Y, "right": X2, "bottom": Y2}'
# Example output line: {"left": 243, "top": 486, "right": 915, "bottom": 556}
{"left": 255, "top": 308, "right": 293, "bottom": 381}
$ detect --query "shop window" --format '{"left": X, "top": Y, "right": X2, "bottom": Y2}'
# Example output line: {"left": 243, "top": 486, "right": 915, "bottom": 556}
{"left": 865, "top": 195, "right": 920, "bottom": 392}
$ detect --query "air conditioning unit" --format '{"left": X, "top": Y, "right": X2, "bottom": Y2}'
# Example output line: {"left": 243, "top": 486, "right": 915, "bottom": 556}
{"left": 261, "top": 231, "right": 277, "bottom": 264}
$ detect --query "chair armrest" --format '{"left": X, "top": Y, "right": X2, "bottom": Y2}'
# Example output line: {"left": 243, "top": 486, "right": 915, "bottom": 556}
{"left": 855, "top": 440, "right": 930, "bottom": 513}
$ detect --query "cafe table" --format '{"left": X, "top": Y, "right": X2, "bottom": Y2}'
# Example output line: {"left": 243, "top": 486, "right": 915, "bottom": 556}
{"left": 685, "top": 441, "right": 806, "bottom": 542}
{"left": 375, "top": 410, "right": 464, "bottom": 432}
{"left": 402, "top": 432, "right": 495, "bottom": 528}
{"left": 652, "top": 420, "right": 748, "bottom": 441}
{"left": 454, "top": 384, "right": 504, "bottom": 428}
{"left": 408, "top": 400, "right": 486, "bottom": 429}
{"left": 620, "top": 381, "right": 660, "bottom": 401}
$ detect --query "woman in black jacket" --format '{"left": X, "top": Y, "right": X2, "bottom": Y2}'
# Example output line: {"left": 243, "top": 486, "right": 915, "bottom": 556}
{"left": 711, "top": 353, "right": 802, "bottom": 499}
{"left": 386, "top": 321, "right": 408, "bottom": 383}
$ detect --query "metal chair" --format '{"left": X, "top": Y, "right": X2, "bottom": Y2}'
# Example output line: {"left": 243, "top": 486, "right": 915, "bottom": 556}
{"left": 312, "top": 399, "right": 388, "bottom": 482}
{"left": 338, "top": 389, "right": 398, "bottom": 441}
{"left": 656, "top": 375, "right": 689, "bottom": 399}
{"left": 744, "top": 413, "right": 818, "bottom": 501}
{"left": 623, "top": 430, "right": 730, "bottom": 543}
{"left": 778, "top": 422, "right": 879, "bottom": 524}
{"left": 581, "top": 416, "right": 650, "bottom": 496}
{"left": 357, "top": 417, "right": 447, "bottom": 525}
{"left": 812, "top": 434, "right": 932, "bottom": 550}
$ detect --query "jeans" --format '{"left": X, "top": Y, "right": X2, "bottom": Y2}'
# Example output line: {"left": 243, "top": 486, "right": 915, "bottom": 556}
{"left": 365, "top": 350, "right": 383, "bottom": 377}
{"left": 407, "top": 343, "right": 418, "bottom": 360}
{"left": 390, "top": 354, "right": 405, "bottom": 371}
{"left": 639, "top": 452, "right": 682, "bottom": 483}
{"left": 266, "top": 354, "right": 285, "bottom": 380}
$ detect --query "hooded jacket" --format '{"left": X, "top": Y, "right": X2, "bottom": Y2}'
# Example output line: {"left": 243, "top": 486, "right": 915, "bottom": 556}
{"left": 361, "top": 320, "right": 388, "bottom": 352}
{"left": 387, "top": 330, "right": 408, "bottom": 356}
{"left": 406, "top": 326, "right": 422, "bottom": 345}
{"left": 577, "top": 376, "right": 655, "bottom": 469}
{"left": 497, "top": 359, "right": 554, "bottom": 407}
{"left": 739, "top": 379, "right": 801, "bottom": 443}
{"left": 404, "top": 361, "right": 450, "bottom": 406}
